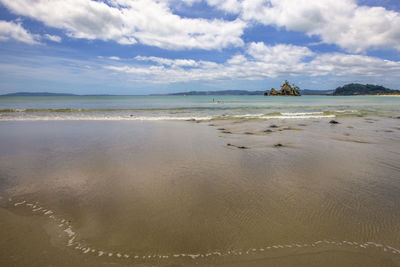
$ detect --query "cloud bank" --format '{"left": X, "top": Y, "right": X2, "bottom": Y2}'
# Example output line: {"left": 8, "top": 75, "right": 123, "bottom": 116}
{"left": 105, "top": 42, "right": 400, "bottom": 83}
{"left": 1, "top": 0, "right": 399, "bottom": 52}
{"left": 0, "top": 0, "right": 245, "bottom": 50}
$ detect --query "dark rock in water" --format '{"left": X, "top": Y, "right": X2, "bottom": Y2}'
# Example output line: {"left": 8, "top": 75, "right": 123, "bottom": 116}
{"left": 130, "top": 114, "right": 133, "bottom": 117}
{"left": 270, "top": 124, "right": 279, "bottom": 128}
{"left": 222, "top": 131, "right": 232, "bottom": 134}
{"left": 217, "top": 128, "right": 225, "bottom": 131}
{"left": 329, "top": 120, "right": 339, "bottom": 124}
{"left": 264, "top": 129, "right": 273, "bottom": 133}
{"left": 274, "top": 143, "right": 283, "bottom": 147}
{"left": 244, "top": 132, "right": 254, "bottom": 135}
{"left": 227, "top": 143, "right": 232, "bottom": 146}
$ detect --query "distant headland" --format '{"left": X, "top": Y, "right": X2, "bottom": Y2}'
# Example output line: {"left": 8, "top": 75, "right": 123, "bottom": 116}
{"left": 1, "top": 92, "right": 113, "bottom": 96}
{"left": 2, "top": 92, "right": 77, "bottom": 96}
{"left": 332, "top": 83, "right": 400, "bottom": 96}
{"left": 2, "top": 83, "right": 399, "bottom": 97}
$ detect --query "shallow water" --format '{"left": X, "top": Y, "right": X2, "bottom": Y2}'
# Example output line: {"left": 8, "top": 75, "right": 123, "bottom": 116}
{"left": 1, "top": 95, "right": 400, "bottom": 120}
{"left": 0, "top": 118, "right": 400, "bottom": 266}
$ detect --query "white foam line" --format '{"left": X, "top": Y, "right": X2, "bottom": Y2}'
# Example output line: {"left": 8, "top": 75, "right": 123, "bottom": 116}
{"left": 0, "top": 116, "right": 213, "bottom": 121}
{"left": 281, "top": 112, "right": 324, "bottom": 116}
{"left": 10, "top": 199, "right": 400, "bottom": 261}
{"left": 260, "top": 115, "right": 335, "bottom": 119}
{"left": 67, "top": 236, "right": 75, "bottom": 246}
{"left": 64, "top": 227, "right": 75, "bottom": 237}
{"left": 14, "top": 200, "right": 25, "bottom": 206}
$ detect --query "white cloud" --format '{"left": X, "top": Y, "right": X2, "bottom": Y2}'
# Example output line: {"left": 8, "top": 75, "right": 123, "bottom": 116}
{"left": 0, "top": 20, "right": 39, "bottom": 44}
{"left": 0, "top": 0, "right": 245, "bottom": 50}
{"left": 2, "top": 0, "right": 399, "bottom": 52}
{"left": 247, "top": 42, "right": 314, "bottom": 64}
{"left": 105, "top": 42, "right": 400, "bottom": 83}
{"left": 204, "top": 0, "right": 400, "bottom": 52}
{"left": 44, "top": 34, "right": 62, "bottom": 42}
{"left": 108, "top": 56, "right": 121, "bottom": 60}
{"left": 135, "top": 56, "right": 199, "bottom": 67}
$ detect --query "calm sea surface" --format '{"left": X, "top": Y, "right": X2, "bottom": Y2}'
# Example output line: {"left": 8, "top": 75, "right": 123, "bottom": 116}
{"left": 1, "top": 95, "right": 400, "bottom": 120}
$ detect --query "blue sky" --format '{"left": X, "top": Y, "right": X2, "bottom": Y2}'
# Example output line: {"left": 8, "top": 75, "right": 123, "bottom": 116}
{"left": 0, "top": 0, "right": 399, "bottom": 95}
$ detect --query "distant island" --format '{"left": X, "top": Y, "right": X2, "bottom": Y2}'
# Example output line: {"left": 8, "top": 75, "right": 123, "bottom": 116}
{"left": 332, "top": 83, "right": 400, "bottom": 95}
{"left": 265, "top": 80, "right": 301, "bottom": 96}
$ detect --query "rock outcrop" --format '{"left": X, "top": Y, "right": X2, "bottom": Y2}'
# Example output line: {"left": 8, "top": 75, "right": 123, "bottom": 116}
{"left": 266, "top": 81, "right": 301, "bottom": 96}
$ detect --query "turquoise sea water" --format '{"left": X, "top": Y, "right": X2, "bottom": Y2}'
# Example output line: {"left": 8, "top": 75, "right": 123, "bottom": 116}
{"left": 0, "top": 95, "right": 399, "bottom": 120}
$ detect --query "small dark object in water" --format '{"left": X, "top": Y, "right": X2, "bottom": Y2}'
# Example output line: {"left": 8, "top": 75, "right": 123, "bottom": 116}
{"left": 237, "top": 146, "right": 248, "bottom": 149}
{"left": 274, "top": 143, "right": 283, "bottom": 147}
{"left": 244, "top": 132, "right": 254, "bottom": 135}
{"left": 329, "top": 120, "right": 339, "bottom": 124}
{"left": 270, "top": 124, "right": 279, "bottom": 128}
{"left": 186, "top": 118, "right": 196, "bottom": 121}
{"left": 222, "top": 131, "right": 232, "bottom": 134}
{"left": 227, "top": 143, "right": 232, "bottom": 146}
{"left": 264, "top": 129, "right": 272, "bottom": 133}
{"left": 130, "top": 114, "right": 133, "bottom": 117}
{"left": 217, "top": 128, "right": 225, "bottom": 131}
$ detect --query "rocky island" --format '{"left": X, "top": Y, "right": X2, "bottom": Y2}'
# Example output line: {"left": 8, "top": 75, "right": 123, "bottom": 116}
{"left": 265, "top": 80, "right": 301, "bottom": 96}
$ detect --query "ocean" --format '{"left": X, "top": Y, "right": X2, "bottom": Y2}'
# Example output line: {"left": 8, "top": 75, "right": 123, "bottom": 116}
{"left": 1, "top": 95, "right": 400, "bottom": 121}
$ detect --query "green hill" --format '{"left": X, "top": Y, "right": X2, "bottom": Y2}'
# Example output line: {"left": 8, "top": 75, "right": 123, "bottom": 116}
{"left": 333, "top": 84, "right": 400, "bottom": 95}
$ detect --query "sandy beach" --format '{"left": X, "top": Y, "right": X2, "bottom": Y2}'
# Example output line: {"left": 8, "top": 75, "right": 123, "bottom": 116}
{"left": 1, "top": 116, "right": 400, "bottom": 266}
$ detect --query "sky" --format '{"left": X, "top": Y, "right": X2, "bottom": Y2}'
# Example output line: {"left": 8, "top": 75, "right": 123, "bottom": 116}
{"left": 0, "top": 0, "right": 399, "bottom": 95}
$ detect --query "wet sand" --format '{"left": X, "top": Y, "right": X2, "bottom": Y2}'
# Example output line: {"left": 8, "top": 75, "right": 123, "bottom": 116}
{"left": 1, "top": 117, "right": 400, "bottom": 266}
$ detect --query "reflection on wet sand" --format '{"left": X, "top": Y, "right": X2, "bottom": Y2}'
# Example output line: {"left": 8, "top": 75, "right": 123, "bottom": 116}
{"left": 0, "top": 118, "right": 400, "bottom": 266}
